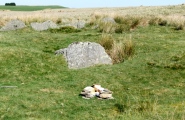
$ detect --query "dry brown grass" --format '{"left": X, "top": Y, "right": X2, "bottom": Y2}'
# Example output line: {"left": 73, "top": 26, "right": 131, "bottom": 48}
{"left": 99, "top": 22, "right": 117, "bottom": 33}
{"left": 165, "top": 15, "right": 185, "bottom": 30}
{"left": 98, "top": 34, "right": 114, "bottom": 50}
{"left": 99, "top": 34, "right": 135, "bottom": 64}
{"left": 0, "top": 9, "right": 92, "bottom": 26}
{"left": 110, "top": 40, "right": 125, "bottom": 63}
{"left": 1, "top": 5, "right": 185, "bottom": 27}
{"left": 111, "top": 38, "right": 135, "bottom": 63}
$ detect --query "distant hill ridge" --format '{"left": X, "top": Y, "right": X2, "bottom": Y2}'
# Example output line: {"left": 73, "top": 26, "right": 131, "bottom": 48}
{"left": 0, "top": 5, "right": 67, "bottom": 11}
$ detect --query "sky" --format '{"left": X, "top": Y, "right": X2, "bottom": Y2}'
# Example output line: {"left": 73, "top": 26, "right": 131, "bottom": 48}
{"left": 0, "top": 0, "right": 184, "bottom": 8}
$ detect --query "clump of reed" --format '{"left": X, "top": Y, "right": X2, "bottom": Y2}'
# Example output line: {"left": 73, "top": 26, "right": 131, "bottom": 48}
{"left": 99, "top": 34, "right": 135, "bottom": 64}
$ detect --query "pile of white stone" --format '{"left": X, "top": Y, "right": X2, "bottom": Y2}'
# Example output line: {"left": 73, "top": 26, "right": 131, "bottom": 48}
{"left": 80, "top": 84, "right": 114, "bottom": 99}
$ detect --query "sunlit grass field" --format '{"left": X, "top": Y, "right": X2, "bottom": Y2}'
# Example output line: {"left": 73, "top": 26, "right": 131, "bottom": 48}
{"left": 0, "top": 4, "right": 185, "bottom": 120}
{"left": 0, "top": 5, "right": 66, "bottom": 11}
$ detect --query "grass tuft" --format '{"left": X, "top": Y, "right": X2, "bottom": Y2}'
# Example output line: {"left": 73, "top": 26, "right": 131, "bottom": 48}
{"left": 98, "top": 21, "right": 116, "bottom": 33}
{"left": 99, "top": 34, "right": 135, "bottom": 64}
{"left": 49, "top": 26, "right": 81, "bottom": 33}
{"left": 149, "top": 17, "right": 168, "bottom": 26}
{"left": 98, "top": 34, "right": 114, "bottom": 50}
{"left": 114, "top": 16, "right": 141, "bottom": 33}
{"left": 110, "top": 40, "right": 125, "bottom": 63}
{"left": 56, "top": 18, "right": 62, "bottom": 24}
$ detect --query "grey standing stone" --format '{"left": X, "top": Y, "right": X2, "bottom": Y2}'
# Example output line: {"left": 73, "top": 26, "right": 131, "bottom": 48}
{"left": 102, "top": 17, "right": 116, "bottom": 24}
{"left": 56, "top": 42, "right": 112, "bottom": 69}
{"left": 62, "top": 21, "right": 86, "bottom": 29}
{"left": 0, "top": 20, "right": 26, "bottom": 31}
{"left": 72, "top": 21, "right": 86, "bottom": 29}
{"left": 31, "top": 20, "right": 58, "bottom": 31}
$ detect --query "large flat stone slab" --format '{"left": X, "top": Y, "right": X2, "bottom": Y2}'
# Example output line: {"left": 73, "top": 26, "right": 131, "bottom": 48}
{"left": 56, "top": 42, "right": 112, "bottom": 69}
{"left": 31, "top": 20, "right": 58, "bottom": 31}
{"left": 0, "top": 20, "right": 26, "bottom": 31}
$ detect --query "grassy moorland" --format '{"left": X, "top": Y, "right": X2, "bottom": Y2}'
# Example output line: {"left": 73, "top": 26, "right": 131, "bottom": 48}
{"left": 0, "top": 5, "right": 66, "bottom": 11}
{"left": 0, "top": 5, "right": 185, "bottom": 120}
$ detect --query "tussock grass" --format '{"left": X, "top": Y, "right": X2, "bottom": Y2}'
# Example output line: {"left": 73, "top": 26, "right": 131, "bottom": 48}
{"left": 89, "top": 14, "right": 185, "bottom": 34}
{"left": 49, "top": 26, "right": 81, "bottom": 33}
{"left": 98, "top": 34, "right": 114, "bottom": 50}
{"left": 149, "top": 17, "right": 164, "bottom": 26}
{"left": 148, "top": 15, "right": 185, "bottom": 30}
{"left": 99, "top": 34, "right": 135, "bottom": 63}
{"left": 110, "top": 40, "right": 126, "bottom": 63}
{"left": 110, "top": 39, "right": 135, "bottom": 64}
{"left": 98, "top": 22, "right": 116, "bottom": 33}
{"left": 114, "top": 16, "right": 141, "bottom": 33}
{"left": 166, "top": 15, "right": 185, "bottom": 30}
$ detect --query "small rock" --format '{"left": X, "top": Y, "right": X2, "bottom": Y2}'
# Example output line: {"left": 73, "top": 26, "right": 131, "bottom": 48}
{"left": 100, "top": 93, "right": 113, "bottom": 99}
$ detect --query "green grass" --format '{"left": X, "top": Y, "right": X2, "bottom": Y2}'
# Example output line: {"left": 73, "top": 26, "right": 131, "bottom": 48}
{"left": 0, "top": 5, "right": 66, "bottom": 11}
{"left": 0, "top": 24, "right": 185, "bottom": 119}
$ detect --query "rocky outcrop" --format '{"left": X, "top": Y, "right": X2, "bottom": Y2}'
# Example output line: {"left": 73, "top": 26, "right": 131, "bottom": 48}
{"left": 31, "top": 20, "right": 58, "bottom": 31}
{"left": 61, "top": 21, "right": 86, "bottom": 29}
{"left": 0, "top": 20, "right": 26, "bottom": 31}
{"left": 55, "top": 42, "right": 112, "bottom": 69}
{"left": 72, "top": 21, "right": 86, "bottom": 29}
